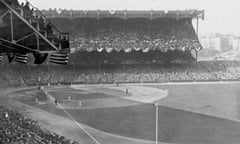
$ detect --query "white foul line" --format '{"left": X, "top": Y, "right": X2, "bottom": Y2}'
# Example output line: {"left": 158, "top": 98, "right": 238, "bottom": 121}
{"left": 59, "top": 104, "right": 100, "bottom": 144}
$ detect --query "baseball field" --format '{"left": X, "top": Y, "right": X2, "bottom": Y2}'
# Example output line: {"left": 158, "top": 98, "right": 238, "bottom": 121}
{"left": 2, "top": 82, "right": 240, "bottom": 144}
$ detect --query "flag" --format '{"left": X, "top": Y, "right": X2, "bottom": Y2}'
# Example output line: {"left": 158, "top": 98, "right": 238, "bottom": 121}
{"left": 15, "top": 53, "right": 28, "bottom": 64}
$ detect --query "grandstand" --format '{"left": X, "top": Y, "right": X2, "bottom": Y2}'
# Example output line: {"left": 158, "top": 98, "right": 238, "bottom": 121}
{"left": 2, "top": 1, "right": 240, "bottom": 144}
{"left": 0, "top": 61, "right": 239, "bottom": 88}
{"left": 43, "top": 9, "right": 204, "bottom": 64}
{"left": 1, "top": 1, "right": 240, "bottom": 87}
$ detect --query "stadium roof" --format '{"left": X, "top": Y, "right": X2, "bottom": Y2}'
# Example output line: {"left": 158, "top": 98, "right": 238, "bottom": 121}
{"left": 41, "top": 9, "right": 204, "bottom": 20}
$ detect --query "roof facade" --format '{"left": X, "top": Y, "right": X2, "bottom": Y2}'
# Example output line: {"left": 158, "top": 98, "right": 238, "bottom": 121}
{"left": 40, "top": 9, "right": 204, "bottom": 20}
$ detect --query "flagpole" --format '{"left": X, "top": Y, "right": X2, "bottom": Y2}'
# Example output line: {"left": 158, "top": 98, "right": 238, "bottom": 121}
{"left": 151, "top": 0, "right": 154, "bottom": 10}
{"left": 154, "top": 102, "right": 158, "bottom": 144}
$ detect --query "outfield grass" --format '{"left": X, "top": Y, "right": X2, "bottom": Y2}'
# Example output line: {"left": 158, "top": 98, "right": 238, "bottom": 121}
{"left": 65, "top": 104, "right": 240, "bottom": 144}
{"left": 148, "top": 83, "right": 240, "bottom": 121}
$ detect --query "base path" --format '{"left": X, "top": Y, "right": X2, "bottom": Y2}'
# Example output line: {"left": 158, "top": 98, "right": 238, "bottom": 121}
{"left": 71, "top": 85, "right": 169, "bottom": 104}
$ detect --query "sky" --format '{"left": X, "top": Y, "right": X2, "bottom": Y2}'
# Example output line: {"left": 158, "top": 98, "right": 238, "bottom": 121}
{"left": 19, "top": 0, "right": 240, "bottom": 35}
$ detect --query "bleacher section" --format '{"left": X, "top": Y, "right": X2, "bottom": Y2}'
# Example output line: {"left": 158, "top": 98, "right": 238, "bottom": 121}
{"left": 0, "top": 105, "right": 78, "bottom": 144}
{"left": 0, "top": 61, "right": 239, "bottom": 88}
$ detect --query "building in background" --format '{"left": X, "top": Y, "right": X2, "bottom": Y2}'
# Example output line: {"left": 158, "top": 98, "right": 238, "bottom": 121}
{"left": 232, "top": 38, "right": 240, "bottom": 52}
{"left": 199, "top": 34, "right": 221, "bottom": 51}
{"left": 199, "top": 33, "right": 240, "bottom": 52}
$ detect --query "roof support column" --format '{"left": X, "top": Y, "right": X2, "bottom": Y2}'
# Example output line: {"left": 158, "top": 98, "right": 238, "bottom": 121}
{"left": 195, "top": 49, "right": 198, "bottom": 64}
{"left": 196, "top": 17, "right": 199, "bottom": 36}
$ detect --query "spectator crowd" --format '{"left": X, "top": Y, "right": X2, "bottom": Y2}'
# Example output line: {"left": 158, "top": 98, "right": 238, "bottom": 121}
{"left": 0, "top": 106, "right": 78, "bottom": 144}
{"left": 0, "top": 61, "right": 240, "bottom": 88}
{"left": 69, "top": 18, "right": 201, "bottom": 53}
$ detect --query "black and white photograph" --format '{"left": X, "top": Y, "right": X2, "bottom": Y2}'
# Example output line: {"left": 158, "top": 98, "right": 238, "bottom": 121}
{"left": 0, "top": 0, "right": 240, "bottom": 143}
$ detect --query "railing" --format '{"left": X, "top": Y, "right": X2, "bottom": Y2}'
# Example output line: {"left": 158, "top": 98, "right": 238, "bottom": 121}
{"left": 0, "top": 0, "right": 59, "bottom": 50}
{"left": 23, "top": 0, "right": 70, "bottom": 51}
{"left": 24, "top": 0, "right": 62, "bottom": 34}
